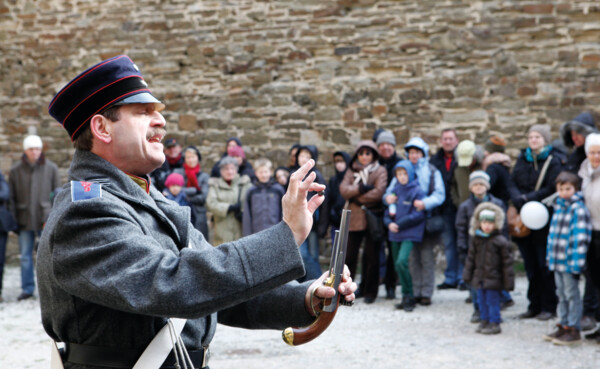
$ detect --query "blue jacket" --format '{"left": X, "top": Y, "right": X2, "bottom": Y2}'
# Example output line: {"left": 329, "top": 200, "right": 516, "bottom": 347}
{"left": 546, "top": 192, "right": 591, "bottom": 274}
{"left": 383, "top": 173, "right": 426, "bottom": 243}
{"left": 384, "top": 137, "right": 445, "bottom": 212}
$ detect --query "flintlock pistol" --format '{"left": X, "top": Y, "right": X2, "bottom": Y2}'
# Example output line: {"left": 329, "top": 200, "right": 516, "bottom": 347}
{"left": 282, "top": 209, "right": 352, "bottom": 346}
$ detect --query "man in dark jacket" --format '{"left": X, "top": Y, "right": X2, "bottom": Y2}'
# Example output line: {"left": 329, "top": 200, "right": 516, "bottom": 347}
{"left": 561, "top": 112, "right": 597, "bottom": 174}
{"left": 41, "top": 55, "right": 356, "bottom": 368}
{"left": 429, "top": 128, "right": 462, "bottom": 290}
{"left": 150, "top": 137, "right": 184, "bottom": 192}
{"left": 9, "top": 134, "right": 61, "bottom": 301}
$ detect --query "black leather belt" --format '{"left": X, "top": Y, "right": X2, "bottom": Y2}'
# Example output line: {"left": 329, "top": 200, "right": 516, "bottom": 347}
{"left": 64, "top": 342, "right": 209, "bottom": 368}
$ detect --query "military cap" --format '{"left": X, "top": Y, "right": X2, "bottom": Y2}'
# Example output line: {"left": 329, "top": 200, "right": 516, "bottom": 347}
{"left": 48, "top": 55, "right": 165, "bottom": 141}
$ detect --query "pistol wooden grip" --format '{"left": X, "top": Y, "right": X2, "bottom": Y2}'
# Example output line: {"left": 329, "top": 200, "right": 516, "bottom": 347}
{"left": 282, "top": 297, "right": 339, "bottom": 346}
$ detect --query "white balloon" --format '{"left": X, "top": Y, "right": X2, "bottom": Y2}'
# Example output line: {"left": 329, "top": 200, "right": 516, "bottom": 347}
{"left": 520, "top": 201, "right": 549, "bottom": 230}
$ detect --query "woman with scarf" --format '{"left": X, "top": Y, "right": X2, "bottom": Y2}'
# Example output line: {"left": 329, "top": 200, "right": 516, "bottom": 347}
{"left": 340, "top": 141, "right": 387, "bottom": 303}
{"left": 175, "top": 146, "right": 210, "bottom": 240}
{"left": 511, "top": 124, "right": 563, "bottom": 321}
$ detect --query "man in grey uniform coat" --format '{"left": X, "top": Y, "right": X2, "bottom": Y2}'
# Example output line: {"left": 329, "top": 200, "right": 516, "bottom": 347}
{"left": 39, "top": 54, "right": 356, "bottom": 369}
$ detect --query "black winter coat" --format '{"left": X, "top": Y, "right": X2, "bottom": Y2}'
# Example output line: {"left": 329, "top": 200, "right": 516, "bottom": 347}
{"left": 463, "top": 231, "right": 515, "bottom": 291}
{"left": 430, "top": 148, "right": 457, "bottom": 210}
{"left": 511, "top": 148, "right": 563, "bottom": 210}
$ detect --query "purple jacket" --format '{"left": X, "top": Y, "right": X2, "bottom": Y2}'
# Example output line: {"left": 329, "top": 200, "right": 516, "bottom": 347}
{"left": 383, "top": 179, "right": 426, "bottom": 243}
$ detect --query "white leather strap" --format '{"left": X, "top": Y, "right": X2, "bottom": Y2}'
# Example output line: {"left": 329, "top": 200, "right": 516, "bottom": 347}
{"left": 133, "top": 318, "right": 187, "bottom": 369}
{"left": 51, "top": 341, "right": 65, "bottom": 369}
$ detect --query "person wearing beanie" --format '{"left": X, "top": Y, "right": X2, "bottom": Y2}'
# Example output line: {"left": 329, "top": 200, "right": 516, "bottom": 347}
{"left": 163, "top": 172, "right": 196, "bottom": 227}
{"left": 430, "top": 129, "right": 461, "bottom": 291}
{"left": 479, "top": 135, "right": 519, "bottom": 207}
{"left": 8, "top": 134, "right": 61, "bottom": 302}
{"left": 207, "top": 155, "right": 252, "bottom": 246}
{"left": 484, "top": 135, "right": 506, "bottom": 154}
{"left": 463, "top": 201, "right": 514, "bottom": 335}
{"left": 455, "top": 169, "right": 509, "bottom": 323}
{"left": 375, "top": 130, "right": 401, "bottom": 299}
{"left": 209, "top": 137, "right": 255, "bottom": 180}
{"left": 561, "top": 112, "right": 598, "bottom": 173}
{"left": 511, "top": 124, "right": 564, "bottom": 321}
{"left": 384, "top": 136, "right": 445, "bottom": 304}
{"left": 39, "top": 55, "right": 356, "bottom": 368}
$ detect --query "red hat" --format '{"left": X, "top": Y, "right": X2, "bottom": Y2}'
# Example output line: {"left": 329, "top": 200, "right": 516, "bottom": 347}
{"left": 164, "top": 173, "right": 184, "bottom": 187}
{"left": 227, "top": 145, "right": 246, "bottom": 159}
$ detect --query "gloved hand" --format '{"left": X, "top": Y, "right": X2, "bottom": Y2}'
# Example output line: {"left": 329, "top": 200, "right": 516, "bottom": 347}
{"left": 227, "top": 202, "right": 241, "bottom": 214}
{"left": 511, "top": 195, "right": 527, "bottom": 210}
{"left": 358, "top": 183, "right": 374, "bottom": 194}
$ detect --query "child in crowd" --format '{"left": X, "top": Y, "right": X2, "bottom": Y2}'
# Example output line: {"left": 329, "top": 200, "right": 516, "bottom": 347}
{"left": 383, "top": 160, "right": 426, "bottom": 312}
{"left": 455, "top": 171, "right": 508, "bottom": 323}
{"left": 274, "top": 166, "right": 291, "bottom": 190}
{"left": 543, "top": 171, "right": 592, "bottom": 345}
{"left": 163, "top": 173, "right": 196, "bottom": 225}
{"left": 242, "top": 158, "right": 285, "bottom": 236}
{"left": 463, "top": 202, "right": 514, "bottom": 335}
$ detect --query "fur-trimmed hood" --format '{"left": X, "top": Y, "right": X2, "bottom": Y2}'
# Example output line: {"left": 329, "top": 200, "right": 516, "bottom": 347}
{"left": 482, "top": 152, "right": 511, "bottom": 171}
{"left": 560, "top": 112, "right": 597, "bottom": 148}
{"left": 469, "top": 201, "right": 505, "bottom": 236}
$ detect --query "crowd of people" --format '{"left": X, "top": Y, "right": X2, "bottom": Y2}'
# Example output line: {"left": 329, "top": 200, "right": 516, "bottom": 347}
{"left": 124, "top": 111, "right": 599, "bottom": 344}
{"left": 2, "top": 110, "right": 600, "bottom": 347}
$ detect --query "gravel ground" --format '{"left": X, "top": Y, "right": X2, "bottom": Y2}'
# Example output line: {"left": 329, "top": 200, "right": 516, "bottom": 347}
{"left": 1, "top": 264, "right": 600, "bottom": 369}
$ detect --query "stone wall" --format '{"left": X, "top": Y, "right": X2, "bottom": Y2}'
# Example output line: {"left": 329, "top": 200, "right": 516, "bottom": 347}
{"left": 2, "top": 0, "right": 600, "bottom": 180}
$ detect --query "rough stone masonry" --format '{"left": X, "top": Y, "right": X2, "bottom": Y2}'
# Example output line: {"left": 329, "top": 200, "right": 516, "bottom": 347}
{"left": 1, "top": 0, "right": 600, "bottom": 181}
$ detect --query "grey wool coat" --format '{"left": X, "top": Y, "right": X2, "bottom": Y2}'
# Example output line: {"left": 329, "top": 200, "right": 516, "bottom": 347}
{"left": 36, "top": 150, "right": 313, "bottom": 369}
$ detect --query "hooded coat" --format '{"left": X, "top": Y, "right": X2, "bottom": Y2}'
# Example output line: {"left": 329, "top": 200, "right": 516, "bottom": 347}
{"left": 462, "top": 202, "right": 515, "bottom": 291}
{"left": 463, "top": 202, "right": 515, "bottom": 291}
{"left": 339, "top": 140, "right": 388, "bottom": 232}
{"left": 384, "top": 137, "right": 445, "bottom": 213}
{"left": 322, "top": 151, "right": 351, "bottom": 233}
{"left": 560, "top": 112, "right": 597, "bottom": 173}
{"left": 482, "top": 152, "right": 520, "bottom": 206}
{"left": 383, "top": 160, "right": 426, "bottom": 243}
{"left": 293, "top": 145, "right": 327, "bottom": 234}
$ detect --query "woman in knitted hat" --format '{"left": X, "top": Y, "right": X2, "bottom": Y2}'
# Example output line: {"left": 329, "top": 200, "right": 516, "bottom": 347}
{"left": 511, "top": 124, "right": 564, "bottom": 321}
{"left": 206, "top": 156, "right": 252, "bottom": 245}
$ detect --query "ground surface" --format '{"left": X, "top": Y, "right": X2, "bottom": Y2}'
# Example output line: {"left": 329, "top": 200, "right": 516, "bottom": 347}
{"left": 1, "top": 265, "right": 599, "bottom": 368}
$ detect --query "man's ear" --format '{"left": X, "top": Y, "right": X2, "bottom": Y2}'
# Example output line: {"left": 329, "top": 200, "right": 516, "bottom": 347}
{"left": 89, "top": 114, "right": 112, "bottom": 144}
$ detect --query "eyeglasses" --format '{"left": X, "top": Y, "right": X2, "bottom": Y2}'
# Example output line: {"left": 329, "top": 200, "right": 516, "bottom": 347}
{"left": 358, "top": 151, "right": 372, "bottom": 156}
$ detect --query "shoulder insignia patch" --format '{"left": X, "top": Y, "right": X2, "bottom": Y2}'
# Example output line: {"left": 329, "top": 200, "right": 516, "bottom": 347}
{"left": 71, "top": 181, "right": 102, "bottom": 202}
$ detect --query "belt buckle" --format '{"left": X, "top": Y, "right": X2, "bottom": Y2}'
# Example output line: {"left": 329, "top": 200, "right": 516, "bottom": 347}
{"left": 202, "top": 344, "right": 210, "bottom": 368}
